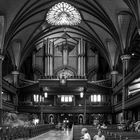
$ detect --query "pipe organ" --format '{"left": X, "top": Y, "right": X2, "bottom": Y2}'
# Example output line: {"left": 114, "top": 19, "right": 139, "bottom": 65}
{"left": 33, "top": 37, "right": 99, "bottom": 78}
{"left": 78, "top": 38, "right": 86, "bottom": 76}
{"left": 45, "top": 39, "right": 53, "bottom": 76}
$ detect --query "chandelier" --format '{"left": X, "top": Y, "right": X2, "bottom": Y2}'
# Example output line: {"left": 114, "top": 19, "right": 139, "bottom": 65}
{"left": 46, "top": 2, "right": 81, "bottom": 26}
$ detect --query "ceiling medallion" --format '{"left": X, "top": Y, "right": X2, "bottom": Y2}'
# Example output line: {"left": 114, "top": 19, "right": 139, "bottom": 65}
{"left": 46, "top": 2, "right": 81, "bottom": 26}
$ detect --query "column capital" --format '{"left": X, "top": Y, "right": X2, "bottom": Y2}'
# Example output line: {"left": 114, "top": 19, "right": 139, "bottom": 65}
{"left": 12, "top": 71, "right": 19, "bottom": 75}
{"left": 120, "top": 54, "right": 131, "bottom": 61}
{"left": 111, "top": 71, "right": 118, "bottom": 75}
{"left": 0, "top": 55, "right": 4, "bottom": 61}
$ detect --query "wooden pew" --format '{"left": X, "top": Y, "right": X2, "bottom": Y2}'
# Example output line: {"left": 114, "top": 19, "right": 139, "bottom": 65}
{"left": 73, "top": 125, "right": 121, "bottom": 140}
{"left": 102, "top": 127, "right": 140, "bottom": 140}
{"left": 0, "top": 124, "right": 55, "bottom": 140}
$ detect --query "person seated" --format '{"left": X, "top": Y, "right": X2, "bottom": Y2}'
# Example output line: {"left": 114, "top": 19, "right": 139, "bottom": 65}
{"left": 93, "top": 130, "right": 105, "bottom": 140}
{"left": 129, "top": 121, "right": 135, "bottom": 132}
{"left": 97, "top": 124, "right": 101, "bottom": 130}
{"left": 80, "top": 128, "right": 91, "bottom": 140}
{"left": 135, "top": 121, "right": 140, "bottom": 132}
{"left": 100, "top": 123, "right": 107, "bottom": 129}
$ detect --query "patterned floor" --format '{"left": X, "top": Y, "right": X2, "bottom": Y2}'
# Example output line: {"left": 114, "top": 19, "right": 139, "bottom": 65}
{"left": 29, "top": 129, "right": 72, "bottom": 140}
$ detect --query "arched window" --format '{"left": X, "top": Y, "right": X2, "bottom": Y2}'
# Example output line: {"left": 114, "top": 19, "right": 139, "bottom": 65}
{"left": 60, "top": 95, "right": 73, "bottom": 102}
{"left": 91, "top": 95, "right": 101, "bottom": 102}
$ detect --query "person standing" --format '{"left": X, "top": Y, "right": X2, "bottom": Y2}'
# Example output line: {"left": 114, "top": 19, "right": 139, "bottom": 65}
{"left": 80, "top": 128, "right": 91, "bottom": 140}
{"left": 93, "top": 130, "right": 105, "bottom": 140}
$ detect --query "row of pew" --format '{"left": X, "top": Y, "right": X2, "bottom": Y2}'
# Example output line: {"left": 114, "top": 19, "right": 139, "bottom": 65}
{"left": 73, "top": 125, "right": 140, "bottom": 140}
{"left": 102, "top": 127, "right": 140, "bottom": 140}
{"left": 0, "top": 124, "right": 55, "bottom": 140}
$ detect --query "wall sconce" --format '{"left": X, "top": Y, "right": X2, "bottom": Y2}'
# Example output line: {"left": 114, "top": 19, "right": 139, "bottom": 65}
{"left": 44, "top": 92, "right": 48, "bottom": 98}
{"left": 80, "top": 92, "right": 84, "bottom": 98}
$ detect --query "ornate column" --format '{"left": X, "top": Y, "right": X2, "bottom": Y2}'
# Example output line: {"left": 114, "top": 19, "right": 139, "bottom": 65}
{"left": 0, "top": 54, "right": 4, "bottom": 125}
{"left": 110, "top": 70, "right": 118, "bottom": 124}
{"left": 120, "top": 54, "right": 131, "bottom": 122}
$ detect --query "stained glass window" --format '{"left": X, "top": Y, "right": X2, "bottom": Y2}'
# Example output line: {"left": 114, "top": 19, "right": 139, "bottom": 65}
{"left": 46, "top": 2, "right": 81, "bottom": 25}
{"left": 60, "top": 95, "right": 73, "bottom": 102}
{"left": 91, "top": 95, "right": 101, "bottom": 102}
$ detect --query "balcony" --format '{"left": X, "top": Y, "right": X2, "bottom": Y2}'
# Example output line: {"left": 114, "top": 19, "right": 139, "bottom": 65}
{"left": 3, "top": 101, "right": 15, "bottom": 111}
{"left": 18, "top": 102, "right": 112, "bottom": 114}
{"left": 113, "top": 93, "right": 140, "bottom": 112}
{"left": 39, "top": 75, "right": 87, "bottom": 88}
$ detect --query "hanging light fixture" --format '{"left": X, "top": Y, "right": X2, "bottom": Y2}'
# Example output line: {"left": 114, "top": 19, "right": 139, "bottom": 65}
{"left": 44, "top": 92, "right": 48, "bottom": 98}
{"left": 80, "top": 92, "right": 84, "bottom": 98}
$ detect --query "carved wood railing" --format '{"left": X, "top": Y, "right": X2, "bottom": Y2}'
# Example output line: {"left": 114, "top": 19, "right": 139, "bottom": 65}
{"left": 113, "top": 93, "right": 140, "bottom": 112}
{"left": 2, "top": 79, "right": 16, "bottom": 94}
{"left": 18, "top": 104, "right": 112, "bottom": 114}
{"left": 3, "top": 101, "right": 15, "bottom": 111}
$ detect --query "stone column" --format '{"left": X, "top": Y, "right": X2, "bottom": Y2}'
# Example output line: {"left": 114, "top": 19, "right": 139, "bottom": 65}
{"left": 120, "top": 54, "right": 131, "bottom": 122}
{"left": 0, "top": 54, "right": 4, "bottom": 126}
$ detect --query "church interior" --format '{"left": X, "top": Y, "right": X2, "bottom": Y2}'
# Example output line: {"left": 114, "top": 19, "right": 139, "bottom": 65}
{"left": 0, "top": 0, "right": 140, "bottom": 139}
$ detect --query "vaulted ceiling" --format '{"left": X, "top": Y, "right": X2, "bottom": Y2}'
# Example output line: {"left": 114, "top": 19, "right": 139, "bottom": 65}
{"left": 0, "top": 0, "right": 140, "bottom": 74}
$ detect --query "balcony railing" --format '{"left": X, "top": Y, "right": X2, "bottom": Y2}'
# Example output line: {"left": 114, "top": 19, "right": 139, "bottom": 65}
{"left": 18, "top": 103, "right": 112, "bottom": 113}
{"left": 3, "top": 101, "right": 15, "bottom": 111}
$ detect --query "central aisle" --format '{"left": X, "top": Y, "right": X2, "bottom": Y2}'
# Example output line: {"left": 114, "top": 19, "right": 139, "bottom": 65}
{"left": 29, "top": 129, "right": 73, "bottom": 140}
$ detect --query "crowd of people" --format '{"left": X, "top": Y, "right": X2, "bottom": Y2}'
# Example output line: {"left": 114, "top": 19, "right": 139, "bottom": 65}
{"left": 80, "top": 128, "right": 105, "bottom": 140}
{"left": 120, "top": 120, "right": 140, "bottom": 132}
{"left": 79, "top": 120, "right": 140, "bottom": 140}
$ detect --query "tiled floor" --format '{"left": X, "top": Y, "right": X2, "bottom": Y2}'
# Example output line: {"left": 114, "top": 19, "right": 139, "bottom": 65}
{"left": 29, "top": 129, "right": 72, "bottom": 140}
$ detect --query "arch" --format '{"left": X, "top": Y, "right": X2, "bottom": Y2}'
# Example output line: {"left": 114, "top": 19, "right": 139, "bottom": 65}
{"left": 48, "top": 114, "right": 54, "bottom": 124}
{"left": 78, "top": 114, "right": 84, "bottom": 124}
